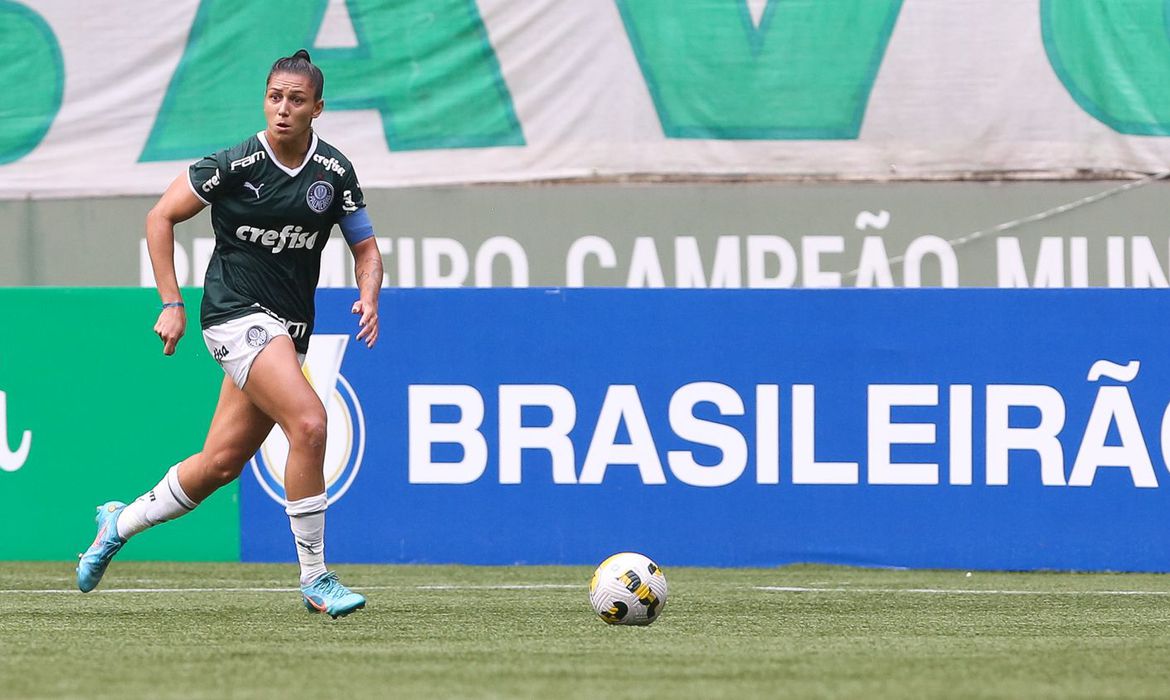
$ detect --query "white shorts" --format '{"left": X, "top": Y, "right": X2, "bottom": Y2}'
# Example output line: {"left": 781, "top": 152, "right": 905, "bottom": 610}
{"left": 202, "top": 312, "right": 304, "bottom": 389}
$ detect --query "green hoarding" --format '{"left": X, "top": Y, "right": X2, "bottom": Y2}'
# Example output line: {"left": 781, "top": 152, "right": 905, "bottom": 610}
{"left": 0, "top": 288, "right": 237, "bottom": 561}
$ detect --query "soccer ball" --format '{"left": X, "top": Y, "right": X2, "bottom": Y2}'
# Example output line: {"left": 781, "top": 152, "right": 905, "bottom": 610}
{"left": 589, "top": 552, "right": 668, "bottom": 626}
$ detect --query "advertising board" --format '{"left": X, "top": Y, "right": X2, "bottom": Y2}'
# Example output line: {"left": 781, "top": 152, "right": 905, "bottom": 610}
{"left": 241, "top": 288, "right": 1170, "bottom": 571}
{"left": 0, "top": 289, "right": 235, "bottom": 561}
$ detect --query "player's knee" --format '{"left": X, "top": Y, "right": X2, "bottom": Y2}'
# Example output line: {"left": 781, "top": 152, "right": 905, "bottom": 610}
{"left": 288, "top": 411, "right": 327, "bottom": 453}
{"left": 201, "top": 450, "right": 248, "bottom": 486}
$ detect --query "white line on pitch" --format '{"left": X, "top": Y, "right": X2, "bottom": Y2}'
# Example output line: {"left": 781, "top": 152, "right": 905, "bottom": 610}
{"left": 7, "top": 586, "right": 298, "bottom": 594}
{"left": 5, "top": 583, "right": 582, "bottom": 595}
{"left": 416, "top": 584, "right": 580, "bottom": 590}
{"left": 757, "top": 586, "right": 1170, "bottom": 596}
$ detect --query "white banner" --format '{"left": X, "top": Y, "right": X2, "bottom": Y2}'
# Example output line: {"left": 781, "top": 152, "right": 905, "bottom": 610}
{"left": 5, "top": 0, "right": 1170, "bottom": 198}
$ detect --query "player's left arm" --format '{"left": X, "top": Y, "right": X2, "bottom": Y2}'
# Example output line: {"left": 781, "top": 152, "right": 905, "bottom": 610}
{"left": 349, "top": 236, "right": 382, "bottom": 348}
{"left": 337, "top": 168, "right": 380, "bottom": 347}
{"left": 338, "top": 199, "right": 381, "bottom": 348}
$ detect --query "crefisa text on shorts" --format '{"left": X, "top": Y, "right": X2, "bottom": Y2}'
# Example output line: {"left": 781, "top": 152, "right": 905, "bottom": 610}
{"left": 406, "top": 359, "right": 1170, "bottom": 489}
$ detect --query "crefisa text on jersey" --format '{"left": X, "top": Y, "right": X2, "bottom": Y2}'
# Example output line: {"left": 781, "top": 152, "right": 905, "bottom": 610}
{"left": 235, "top": 224, "right": 319, "bottom": 254}
{"left": 406, "top": 361, "right": 1170, "bottom": 489}
{"left": 312, "top": 154, "right": 347, "bottom": 176}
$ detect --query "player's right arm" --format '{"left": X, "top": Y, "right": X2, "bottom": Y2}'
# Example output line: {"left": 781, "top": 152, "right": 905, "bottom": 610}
{"left": 146, "top": 173, "right": 207, "bottom": 356}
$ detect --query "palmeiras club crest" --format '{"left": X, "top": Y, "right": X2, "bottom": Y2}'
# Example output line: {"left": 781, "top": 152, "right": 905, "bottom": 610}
{"left": 306, "top": 181, "right": 334, "bottom": 213}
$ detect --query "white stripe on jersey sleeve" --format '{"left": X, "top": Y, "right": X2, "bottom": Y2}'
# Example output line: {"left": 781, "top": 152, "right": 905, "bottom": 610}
{"left": 186, "top": 171, "right": 211, "bottom": 206}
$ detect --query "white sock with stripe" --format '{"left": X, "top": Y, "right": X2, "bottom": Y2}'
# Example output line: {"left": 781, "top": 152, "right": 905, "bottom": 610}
{"left": 115, "top": 464, "right": 197, "bottom": 540}
{"left": 286, "top": 494, "right": 328, "bottom": 587}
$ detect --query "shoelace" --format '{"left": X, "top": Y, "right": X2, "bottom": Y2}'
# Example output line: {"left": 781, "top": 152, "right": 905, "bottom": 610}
{"left": 85, "top": 530, "right": 121, "bottom": 562}
{"left": 313, "top": 573, "right": 349, "bottom": 598}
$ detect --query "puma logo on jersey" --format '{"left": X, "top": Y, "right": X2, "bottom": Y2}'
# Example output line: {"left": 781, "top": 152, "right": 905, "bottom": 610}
{"left": 230, "top": 150, "right": 266, "bottom": 171}
{"left": 244, "top": 181, "right": 264, "bottom": 200}
{"left": 235, "top": 224, "right": 319, "bottom": 254}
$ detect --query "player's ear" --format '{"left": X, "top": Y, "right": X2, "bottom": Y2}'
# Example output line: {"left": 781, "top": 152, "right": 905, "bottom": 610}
{"left": 313, "top": 100, "right": 324, "bottom": 119}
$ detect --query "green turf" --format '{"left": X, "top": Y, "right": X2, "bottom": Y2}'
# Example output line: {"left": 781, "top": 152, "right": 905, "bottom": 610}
{"left": 4, "top": 563, "right": 1170, "bottom": 699}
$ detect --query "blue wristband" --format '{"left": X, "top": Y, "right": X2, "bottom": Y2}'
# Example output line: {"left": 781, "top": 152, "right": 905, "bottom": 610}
{"left": 162, "top": 301, "right": 185, "bottom": 309}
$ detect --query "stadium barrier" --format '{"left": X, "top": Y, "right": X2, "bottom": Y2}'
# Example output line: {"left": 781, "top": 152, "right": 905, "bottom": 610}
{"left": 0, "top": 288, "right": 235, "bottom": 561}
{"left": 8, "top": 181, "right": 1170, "bottom": 289}
{"left": 6, "top": 288, "right": 1170, "bottom": 571}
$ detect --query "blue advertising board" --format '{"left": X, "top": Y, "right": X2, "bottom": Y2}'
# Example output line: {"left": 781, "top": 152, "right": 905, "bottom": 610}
{"left": 241, "top": 289, "right": 1170, "bottom": 571}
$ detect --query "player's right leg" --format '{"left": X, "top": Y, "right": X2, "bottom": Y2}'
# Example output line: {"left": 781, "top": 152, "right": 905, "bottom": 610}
{"left": 77, "top": 376, "right": 275, "bottom": 592}
{"left": 76, "top": 501, "right": 128, "bottom": 593}
{"left": 172, "top": 375, "right": 276, "bottom": 503}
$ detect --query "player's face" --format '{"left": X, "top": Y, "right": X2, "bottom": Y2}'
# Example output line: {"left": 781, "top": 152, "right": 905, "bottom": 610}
{"left": 264, "top": 72, "right": 323, "bottom": 146}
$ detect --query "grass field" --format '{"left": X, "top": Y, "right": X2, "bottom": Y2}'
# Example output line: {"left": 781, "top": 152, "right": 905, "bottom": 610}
{"left": 4, "top": 562, "right": 1170, "bottom": 699}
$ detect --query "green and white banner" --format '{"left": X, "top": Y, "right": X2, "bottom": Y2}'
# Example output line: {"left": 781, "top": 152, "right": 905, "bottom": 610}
{"left": 6, "top": 0, "right": 1170, "bottom": 198}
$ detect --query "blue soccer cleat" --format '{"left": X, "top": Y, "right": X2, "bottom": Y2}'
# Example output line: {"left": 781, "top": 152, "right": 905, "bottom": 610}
{"left": 301, "top": 571, "right": 366, "bottom": 619}
{"left": 76, "top": 501, "right": 127, "bottom": 592}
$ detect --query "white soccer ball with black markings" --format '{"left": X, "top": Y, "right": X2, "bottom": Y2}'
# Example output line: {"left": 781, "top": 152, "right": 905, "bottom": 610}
{"left": 589, "top": 552, "right": 668, "bottom": 626}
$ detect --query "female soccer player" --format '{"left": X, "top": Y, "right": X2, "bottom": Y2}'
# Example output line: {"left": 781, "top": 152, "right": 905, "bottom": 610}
{"left": 77, "top": 50, "right": 382, "bottom": 619}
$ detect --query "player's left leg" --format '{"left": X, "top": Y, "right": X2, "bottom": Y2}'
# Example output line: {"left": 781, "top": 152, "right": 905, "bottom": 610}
{"left": 243, "top": 335, "right": 365, "bottom": 618}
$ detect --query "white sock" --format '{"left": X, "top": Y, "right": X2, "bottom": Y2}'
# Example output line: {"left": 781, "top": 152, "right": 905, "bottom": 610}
{"left": 286, "top": 494, "right": 328, "bottom": 587}
{"left": 116, "top": 464, "right": 197, "bottom": 540}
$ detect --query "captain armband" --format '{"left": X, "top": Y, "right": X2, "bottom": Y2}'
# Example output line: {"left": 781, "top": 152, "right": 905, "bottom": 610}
{"left": 338, "top": 208, "right": 374, "bottom": 246}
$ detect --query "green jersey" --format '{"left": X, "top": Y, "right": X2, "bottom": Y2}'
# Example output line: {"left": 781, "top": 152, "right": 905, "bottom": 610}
{"left": 188, "top": 130, "right": 365, "bottom": 353}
